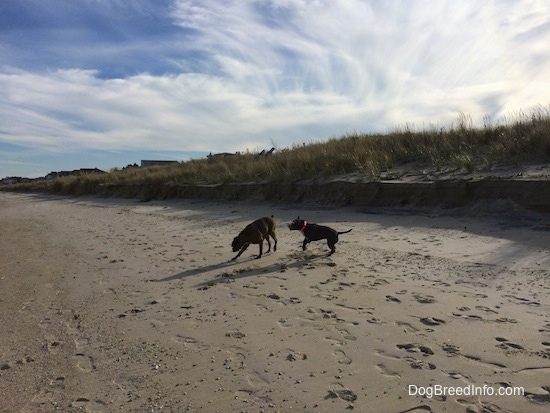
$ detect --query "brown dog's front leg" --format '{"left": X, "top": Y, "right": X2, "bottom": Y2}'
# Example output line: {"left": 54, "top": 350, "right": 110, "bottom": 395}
{"left": 232, "top": 243, "right": 250, "bottom": 261}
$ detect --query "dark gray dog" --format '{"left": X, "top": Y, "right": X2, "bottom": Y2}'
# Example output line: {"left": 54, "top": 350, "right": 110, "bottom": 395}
{"left": 288, "top": 217, "right": 352, "bottom": 255}
{"left": 231, "top": 216, "right": 277, "bottom": 261}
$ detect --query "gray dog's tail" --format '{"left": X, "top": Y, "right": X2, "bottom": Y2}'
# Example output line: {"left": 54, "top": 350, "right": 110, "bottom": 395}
{"left": 338, "top": 229, "right": 352, "bottom": 235}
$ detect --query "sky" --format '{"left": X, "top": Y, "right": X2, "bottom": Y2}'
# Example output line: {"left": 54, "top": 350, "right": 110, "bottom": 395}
{"left": 1, "top": 1, "right": 550, "bottom": 178}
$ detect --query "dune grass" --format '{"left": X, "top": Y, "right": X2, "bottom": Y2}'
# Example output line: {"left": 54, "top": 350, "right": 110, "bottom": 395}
{"left": 5, "top": 108, "right": 550, "bottom": 195}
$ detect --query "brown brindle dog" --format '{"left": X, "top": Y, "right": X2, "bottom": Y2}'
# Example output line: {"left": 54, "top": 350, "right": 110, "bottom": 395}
{"left": 231, "top": 216, "right": 278, "bottom": 261}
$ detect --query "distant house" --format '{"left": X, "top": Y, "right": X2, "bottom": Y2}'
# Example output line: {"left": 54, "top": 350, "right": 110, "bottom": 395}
{"left": 78, "top": 168, "right": 105, "bottom": 175}
{"left": 206, "top": 151, "right": 241, "bottom": 161}
{"left": 0, "top": 177, "right": 22, "bottom": 185}
{"left": 140, "top": 160, "right": 179, "bottom": 168}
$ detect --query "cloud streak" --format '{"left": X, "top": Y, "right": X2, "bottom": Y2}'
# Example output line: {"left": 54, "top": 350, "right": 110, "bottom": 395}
{"left": 1, "top": 0, "right": 550, "bottom": 177}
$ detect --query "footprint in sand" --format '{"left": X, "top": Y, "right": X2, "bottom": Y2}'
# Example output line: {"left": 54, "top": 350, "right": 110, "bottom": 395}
{"left": 447, "top": 371, "right": 471, "bottom": 381}
{"left": 419, "top": 317, "right": 446, "bottom": 326}
{"left": 335, "top": 326, "right": 357, "bottom": 341}
{"left": 395, "top": 321, "right": 419, "bottom": 333}
{"left": 48, "top": 376, "right": 65, "bottom": 388}
{"left": 442, "top": 343, "right": 460, "bottom": 355}
{"left": 286, "top": 351, "right": 307, "bottom": 361}
{"left": 324, "top": 336, "right": 345, "bottom": 346}
{"left": 408, "top": 359, "right": 437, "bottom": 370}
{"left": 452, "top": 312, "right": 483, "bottom": 320}
{"left": 223, "top": 348, "right": 246, "bottom": 371}
{"left": 412, "top": 293, "right": 437, "bottom": 304}
{"left": 475, "top": 305, "right": 498, "bottom": 314}
{"left": 397, "top": 343, "right": 434, "bottom": 356}
{"left": 277, "top": 318, "right": 292, "bottom": 328}
{"left": 458, "top": 291, "right": 488, "bottom": 299}
{"left": 503, "top": 294, "right": 541, "bottom": 306}
{"left": 72, "top": 397, "right": 91, "bottom": 408}
{"left": 73, "top": 337, "right": 90, "bottom": 350}
{"left": 225, "top": 330, "right": 247, "bottom": 339}
{"left": 255, "top": 303, "right": 271, "bottom": 313}
{"left": 320, "top": 309, "right": 338, "bottom": 319}
{"left": 375, "top": 363, "right": 401, "bottom": 379}
{"left": 172, "top": 335, "right": 211, "bottom": 351}
{"left": 246, "top": 371, "right": 270, "bottom": 388}
{"left": 74, "top": 353, "right": 96, "bottom": 372}
{"left": 173, "top": 335, "right": 198, "bottom": 346}
{"left": 326, "top": 388, "right": 358, "bottom": 402}
{"left": 332, "top": 349, "right": 352, "bottom": 365}
{"left": 524, "top": 390, "right": 550, "bottom": 405}
{"left": 495, "top": 337, "right": 525, "bottom": 350}
{"left": 46, "top": 340, "right": 62, "bottom": 353}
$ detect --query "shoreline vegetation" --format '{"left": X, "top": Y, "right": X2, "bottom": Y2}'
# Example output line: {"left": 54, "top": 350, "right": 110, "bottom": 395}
{"left": 3, "top": 109, "right": 550, "bottom": 209}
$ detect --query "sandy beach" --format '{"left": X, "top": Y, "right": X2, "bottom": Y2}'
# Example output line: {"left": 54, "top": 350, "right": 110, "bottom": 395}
{"left": 1, "top": 192, "right": 549, "bottom": 412}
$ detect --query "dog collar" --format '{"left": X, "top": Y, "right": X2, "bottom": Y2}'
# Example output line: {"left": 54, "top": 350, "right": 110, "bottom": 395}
{"left": 300, "top": 221, "right": 307, "bottom": 233}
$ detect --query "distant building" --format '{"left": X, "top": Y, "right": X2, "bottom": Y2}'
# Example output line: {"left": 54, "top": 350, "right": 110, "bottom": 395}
{"left": 78, "top": 168, "right": 105, "bottom": 175}
{"left": 0, "top": 177, "right": 22, "bottom": 185}
{"left": 140, "top": 160, "right": 179, "bottom": 168}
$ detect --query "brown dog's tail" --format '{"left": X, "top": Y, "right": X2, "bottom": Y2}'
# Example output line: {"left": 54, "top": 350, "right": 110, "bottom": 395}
{"left": 338, "top": 229, "right": 352, "bottom": 235}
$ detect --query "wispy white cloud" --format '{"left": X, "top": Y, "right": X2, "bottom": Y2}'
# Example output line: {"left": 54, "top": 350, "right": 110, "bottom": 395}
{"left": 1, "top": 0, "right": 550, "bottom": 177}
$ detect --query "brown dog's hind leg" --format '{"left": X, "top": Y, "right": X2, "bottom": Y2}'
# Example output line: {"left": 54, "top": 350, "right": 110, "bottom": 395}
{"left": 256, "top": 239, "right": 264, "bottom": 259}
{"left": 265, "top": 236, "right": 271, "bottom": 254}
{"left": 270, "top": 231, "right": 278, "bottom": 252}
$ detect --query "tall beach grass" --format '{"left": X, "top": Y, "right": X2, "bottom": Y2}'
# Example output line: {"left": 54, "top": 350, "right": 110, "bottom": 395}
{"left": 5, "top": 108, "right": 550, "bottom": 195}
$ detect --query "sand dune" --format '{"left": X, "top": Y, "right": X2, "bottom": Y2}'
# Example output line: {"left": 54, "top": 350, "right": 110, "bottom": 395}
{"left": 1, "top": 193, "right": 549, "bottom": 412}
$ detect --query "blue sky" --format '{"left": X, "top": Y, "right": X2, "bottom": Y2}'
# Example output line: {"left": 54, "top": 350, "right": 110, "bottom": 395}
{"left": 1, "top": 0, "right": 550, "bottom": 178}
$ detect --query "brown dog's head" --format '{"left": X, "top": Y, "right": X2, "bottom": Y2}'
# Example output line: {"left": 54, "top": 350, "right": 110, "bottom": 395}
{"left": 232, "top": 236, "right": 245, "bottom": 252}
{"left": 288, "top": 216, "right": 307, "bottom": 231}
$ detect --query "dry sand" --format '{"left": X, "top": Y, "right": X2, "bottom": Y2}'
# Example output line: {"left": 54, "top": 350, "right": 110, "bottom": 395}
{"left": 1, "top": 192, "right": 549, "bottom": 412}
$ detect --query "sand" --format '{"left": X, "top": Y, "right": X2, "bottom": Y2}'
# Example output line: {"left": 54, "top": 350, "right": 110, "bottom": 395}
{"left": 1, "top": 192, "right": 549, "bottom": 412}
